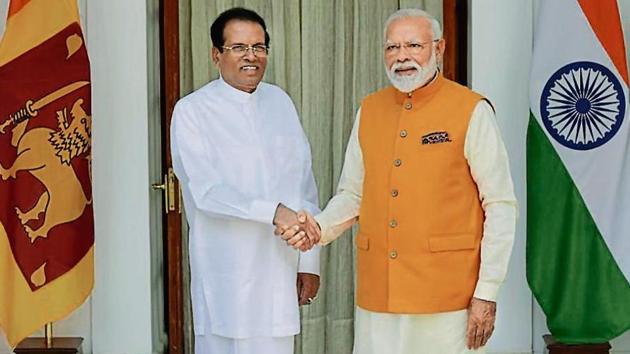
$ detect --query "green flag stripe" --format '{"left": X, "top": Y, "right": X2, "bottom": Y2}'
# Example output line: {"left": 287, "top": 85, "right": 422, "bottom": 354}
{"left": 526, "top": 113, "right": 630, "bottom": 344}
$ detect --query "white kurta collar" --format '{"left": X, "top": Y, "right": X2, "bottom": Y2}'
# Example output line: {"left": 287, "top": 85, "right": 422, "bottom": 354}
{"left": 218, "top": 76, "right": 259, "bottom": 104}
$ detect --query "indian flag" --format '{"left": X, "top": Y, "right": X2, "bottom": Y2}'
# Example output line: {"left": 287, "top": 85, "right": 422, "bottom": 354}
{"left": 527, "top": 0, "right": 630, "bottom": 344}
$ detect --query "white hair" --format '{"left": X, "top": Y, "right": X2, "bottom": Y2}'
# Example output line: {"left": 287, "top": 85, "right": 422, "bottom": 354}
{"left": 383, "top": 8, "right": 442, "bottom": 41}
{"left": 385, "top": 49, "right": 438, "bottom": 93}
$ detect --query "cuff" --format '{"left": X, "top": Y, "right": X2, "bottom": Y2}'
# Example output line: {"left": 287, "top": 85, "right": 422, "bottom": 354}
{"left": 249, "top": 200, "right": 280, "bottom": 225}
{"left": 314, "top": 214, "right": 334, "bottom": 245}
{"left": 315, "top": 214, "right": 356, "bottom": 246}
{"left": 298, "top": 245, "right": 321, "bottom": 275}
{"left": 473, "top": 280, "right": 500, "bottom": 302}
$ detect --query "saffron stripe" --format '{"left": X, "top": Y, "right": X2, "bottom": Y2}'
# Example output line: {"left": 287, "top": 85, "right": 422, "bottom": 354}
{"left": 578, "top": 0, "right": 629, "bottom": 85}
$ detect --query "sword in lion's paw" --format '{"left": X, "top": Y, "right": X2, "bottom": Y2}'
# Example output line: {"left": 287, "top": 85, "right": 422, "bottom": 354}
{"left": 0, "top": 81, "right": 90, "bottom": 134}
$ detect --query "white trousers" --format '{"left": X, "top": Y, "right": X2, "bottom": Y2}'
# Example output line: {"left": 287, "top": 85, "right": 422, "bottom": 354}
{"left": 194, "top": 333, "right": 294, "bottom": 354}
{"left": 353, "top": 307, "right": 486, "bottom": 354}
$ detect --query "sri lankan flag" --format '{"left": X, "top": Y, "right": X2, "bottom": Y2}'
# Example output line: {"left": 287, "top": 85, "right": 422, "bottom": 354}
{"left": 0, "top": 0, "right": 93, "bottom": 348}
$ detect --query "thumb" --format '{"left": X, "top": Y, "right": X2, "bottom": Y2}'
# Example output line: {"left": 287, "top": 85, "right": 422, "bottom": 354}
{"left": 297, "top": 210, "right": 307, "bottom": 223}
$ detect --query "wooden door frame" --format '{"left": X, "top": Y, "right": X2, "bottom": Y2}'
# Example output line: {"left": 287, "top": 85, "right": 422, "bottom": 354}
{"left": 443, "top": 0, "right": 468, "bottom": 85}
{"left": 159, "top": 2, "right": 468, "bottom": 353}
{"left": 161, "top": 1, "right": 183, "bottom": 354}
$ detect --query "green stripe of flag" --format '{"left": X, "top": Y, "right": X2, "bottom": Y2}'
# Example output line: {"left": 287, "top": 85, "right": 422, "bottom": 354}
{"left": 527, "top": 113, "right": 630, "bottom": 343}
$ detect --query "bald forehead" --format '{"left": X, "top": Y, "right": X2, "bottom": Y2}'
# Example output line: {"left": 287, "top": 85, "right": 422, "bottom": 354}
{"left": 385, "top": 16, "right": 434, "bottom": 42}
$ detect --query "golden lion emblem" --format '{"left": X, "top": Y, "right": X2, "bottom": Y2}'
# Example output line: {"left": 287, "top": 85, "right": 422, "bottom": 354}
{"left": 0, "top": 98, "right": 92, "bottom": 243}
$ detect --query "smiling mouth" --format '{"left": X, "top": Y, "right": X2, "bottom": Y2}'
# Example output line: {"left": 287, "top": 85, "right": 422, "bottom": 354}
{"left": 240, "top": 65, "right": 259, "bottom": 71}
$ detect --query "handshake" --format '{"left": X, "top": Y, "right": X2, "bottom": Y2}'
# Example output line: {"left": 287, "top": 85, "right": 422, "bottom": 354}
{"left": 272, "top": 203, "right": 321, "bottom": 251}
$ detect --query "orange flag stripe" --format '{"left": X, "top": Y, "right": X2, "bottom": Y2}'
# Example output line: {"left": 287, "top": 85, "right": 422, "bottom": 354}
{"left": 578, "top": 0, "right": 629, "bottom": 86}
{"left": 0, "top": 0, "right": 80, "bottom": 67}
{"left": 8, "top": 0, "right": 32, "bottom": 17}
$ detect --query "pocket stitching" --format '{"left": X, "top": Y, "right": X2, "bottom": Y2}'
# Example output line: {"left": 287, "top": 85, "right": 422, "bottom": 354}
{"left": 428, "top": 233, "right": 475, "bottom": 252}
{"left": 355, "top": 234, "right": 369, "bottom": 250}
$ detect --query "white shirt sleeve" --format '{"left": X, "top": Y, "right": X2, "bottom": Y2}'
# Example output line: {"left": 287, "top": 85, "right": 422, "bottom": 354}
{"left": 314, "top": 109, "right": 364, "bottom": 245}
{"left": 464, "top": 100, "right": 518, "bottom": 302}
{"left": 298, "top": 245, "right": 321, "bottom": 275}
{"left": 171, "top": 102, "right": 279, "bottom": 224}
{"left": 298, "top": 135, "right": 321, "bottom": 275}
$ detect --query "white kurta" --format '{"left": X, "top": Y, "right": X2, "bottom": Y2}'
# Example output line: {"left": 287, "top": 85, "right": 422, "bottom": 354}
{"left": 315, "top": 99, "right": 517, "bottom": 354}
{"left": 171, "top": 78, "right": 320, "bottom": 348}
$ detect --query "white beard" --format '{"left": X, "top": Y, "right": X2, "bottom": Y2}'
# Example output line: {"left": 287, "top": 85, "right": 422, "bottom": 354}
{"left": 386, "top": 51, "right": 438, "bottom": 93}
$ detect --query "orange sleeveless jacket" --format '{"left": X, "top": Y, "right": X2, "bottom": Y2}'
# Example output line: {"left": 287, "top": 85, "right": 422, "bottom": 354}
{"left": 357, "top": 75, "right": 485, "bottom": 313}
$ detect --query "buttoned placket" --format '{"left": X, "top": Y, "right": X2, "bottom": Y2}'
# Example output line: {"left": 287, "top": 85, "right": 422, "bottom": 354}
{"left": 388, "top": 94, "right": 414, "bottom": 232}
{"left": 245, "top": 93, "right": 273, "bottom": 199}
{"left": 229, "top": 86, "right": 285, "bottom": 329}
{"left": 245, "top": 92, "right": 294, "bottom": 330}
{"left": 220, "top": 80, "right": 274, "bottom": 199}
{"left": 386, "top": 91, "right": 416, "bottom": 308}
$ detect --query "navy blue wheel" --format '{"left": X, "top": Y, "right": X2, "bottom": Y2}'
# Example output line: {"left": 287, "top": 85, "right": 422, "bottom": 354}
{"left": 540, "top": 61, "right": 625, "bottom": 150}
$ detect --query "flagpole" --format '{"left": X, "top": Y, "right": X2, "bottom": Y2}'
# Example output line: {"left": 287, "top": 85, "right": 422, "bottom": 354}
{"left": 44, "top": 323, "right": 52, "bottom": 348}
{"left": 15, "top": 321, "right": 83, "bottom": 353}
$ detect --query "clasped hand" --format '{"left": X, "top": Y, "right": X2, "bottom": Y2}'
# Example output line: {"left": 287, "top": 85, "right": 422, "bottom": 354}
{"left": 272, "top": 204, "right": 320, "bottom": 251}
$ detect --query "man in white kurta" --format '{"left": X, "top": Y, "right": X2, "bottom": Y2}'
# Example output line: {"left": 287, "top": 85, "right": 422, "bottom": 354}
{"left": 281, "top": 9, "right": 517, "bottom": 354}
{"left": 170, "top": 8, "right": 320, "bottom": 354}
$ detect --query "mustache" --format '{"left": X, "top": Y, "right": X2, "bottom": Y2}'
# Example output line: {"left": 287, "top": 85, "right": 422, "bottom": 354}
{"left": 385, "top": 53, "right": 438, "bottom": 93}
{"left": 390, "top": 61, "right": 422, "bottom": 73}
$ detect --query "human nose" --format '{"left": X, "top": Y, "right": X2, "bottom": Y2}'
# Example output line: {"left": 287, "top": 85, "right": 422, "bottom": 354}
{"left": 242, "top": 46, "right": 257, "bottom": 60}
{"left": 394, "top": 46, "right": 412, "bottom": 62}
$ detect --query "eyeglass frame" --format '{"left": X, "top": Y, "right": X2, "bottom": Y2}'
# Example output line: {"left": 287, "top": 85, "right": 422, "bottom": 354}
{"left": 383, "top": 39, "right": 441, "bottom": 55}
{"left": 220, "top": 43, "right": 270, "bottom": 57}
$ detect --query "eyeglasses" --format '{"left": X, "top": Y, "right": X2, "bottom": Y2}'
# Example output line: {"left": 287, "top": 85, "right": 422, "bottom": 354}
{"left": 384, "top": 39, "right": 440, "bottom": 55}
{"left": 221, "top": 44, "right": 269, "bottom": 57}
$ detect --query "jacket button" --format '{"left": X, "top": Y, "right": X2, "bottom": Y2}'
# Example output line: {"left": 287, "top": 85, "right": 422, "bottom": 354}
{"left": 389, "top": 219, "right": 398, "bottom": 228}
{"left": 400, "top": 130, "right": 408, "bottom": 138}
{"left": 404, "top": 102, "right": 412, "bottom": 110}
{"left": 394, "top": 159, "right": 402, "bottom": 167}
{"left": 391, "top": 189, "right": 399, "bottom": 197}
{"left": 390, "top": 250, "right": 398, "bottom": 259}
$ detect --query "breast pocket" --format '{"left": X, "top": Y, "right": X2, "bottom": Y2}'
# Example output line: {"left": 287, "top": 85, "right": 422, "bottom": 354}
{"left": 414, "top": 135, "right": 464, "bottom": 180}
{"left": 417, "top": 137, "right": 459, "bottom": 157}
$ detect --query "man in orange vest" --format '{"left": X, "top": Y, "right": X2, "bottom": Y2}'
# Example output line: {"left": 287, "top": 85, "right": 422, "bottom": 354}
{"left": 278, "top": 8, "right": 517, "bottom": 354}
